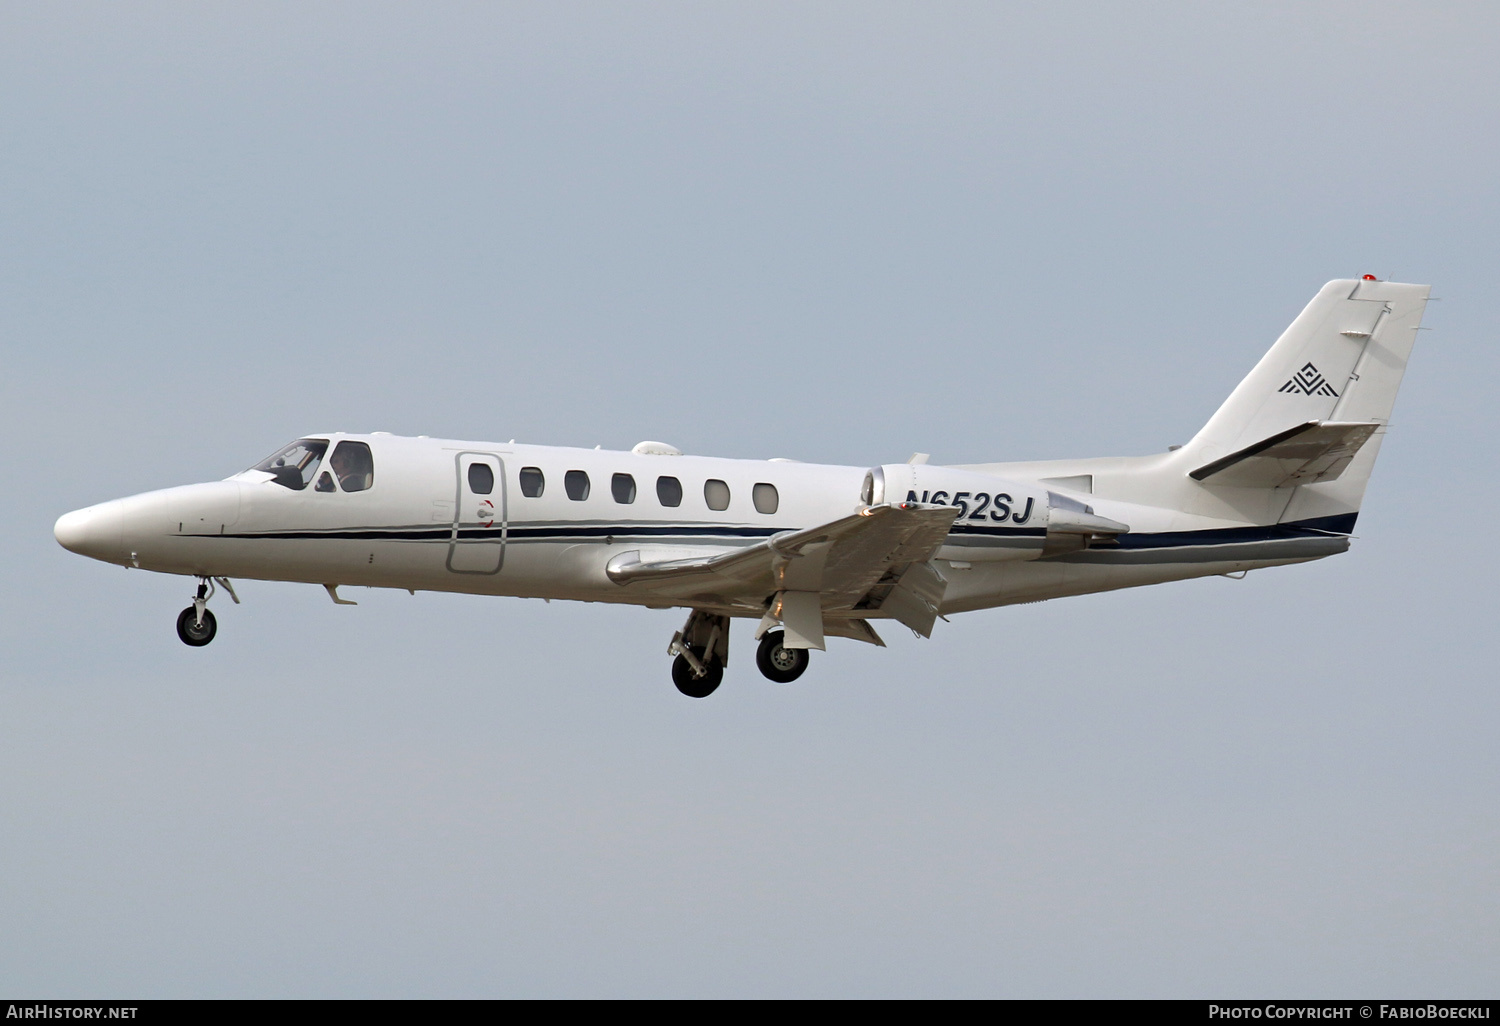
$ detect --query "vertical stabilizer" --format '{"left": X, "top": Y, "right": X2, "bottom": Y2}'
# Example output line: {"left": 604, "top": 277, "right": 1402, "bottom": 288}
{"left": 1181, "top": 278, "right": 1429, "bottom": 521}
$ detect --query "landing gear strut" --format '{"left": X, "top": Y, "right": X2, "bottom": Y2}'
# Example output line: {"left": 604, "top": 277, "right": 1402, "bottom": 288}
{"left": 671, "top": 648, "right": 723, "bottom": 698}
{"left": 756, "top": 628, "right": 809, "bottom": 683}
{"left": 668, "top": 609, "right": 729, "bottom": 698}
{"left": 175, "top": 576, "right": 237, "bottom": 647}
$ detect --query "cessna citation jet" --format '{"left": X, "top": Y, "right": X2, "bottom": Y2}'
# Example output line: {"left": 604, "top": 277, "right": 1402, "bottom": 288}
{"left": 55, "top": 277, "right": 1428, "bottom": 697}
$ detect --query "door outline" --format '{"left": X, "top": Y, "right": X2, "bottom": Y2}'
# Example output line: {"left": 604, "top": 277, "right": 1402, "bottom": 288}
{"left": 446, "top": 451, "right": 507, "bottom": 575}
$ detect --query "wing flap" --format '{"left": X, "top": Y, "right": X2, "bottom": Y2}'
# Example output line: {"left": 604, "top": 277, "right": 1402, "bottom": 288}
{"left": 810, "top": 504, "right": 959, "bottom": 610}
{"left": 606, "top": 503, "right": 961, "bottom": 634}
{"left": 824, "top": 618, "right": 887, "bottom": 647}
{"left": 872, "top": 560, "right": 949, "bottom": 638}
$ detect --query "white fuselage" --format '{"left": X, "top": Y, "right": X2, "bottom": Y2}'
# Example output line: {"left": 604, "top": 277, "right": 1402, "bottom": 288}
{"left": 54, "top": 431, "right": 1347, "bottom": 622}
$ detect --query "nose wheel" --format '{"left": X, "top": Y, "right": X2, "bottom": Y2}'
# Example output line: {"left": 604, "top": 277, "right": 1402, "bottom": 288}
{"left": 175, "top": 576, "right": 236, "bottom": 647}
{"left": 176, "top": 605, "right": 218, "bottom": 646}
{"left": 756, "top": 629, "right": 809, "bottom": 683}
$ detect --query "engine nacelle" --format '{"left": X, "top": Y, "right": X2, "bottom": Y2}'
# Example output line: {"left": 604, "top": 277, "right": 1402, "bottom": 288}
{"left": 863, "top": 464, "right": 1048, "bottom": 562}
{"left": 862, "top": 464, "right": 1130, "bottom": 562}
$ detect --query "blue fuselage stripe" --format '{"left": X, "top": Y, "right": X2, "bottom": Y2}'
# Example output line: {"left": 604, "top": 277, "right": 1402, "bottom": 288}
{"left": 213, "top": 513, "right": 1356, "bottom": 551}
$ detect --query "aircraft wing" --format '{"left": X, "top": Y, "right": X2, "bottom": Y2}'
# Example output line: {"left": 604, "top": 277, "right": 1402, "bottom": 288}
{"left": 1189, "top": 420, "right": 1382, "bottom": 488}
{"left": 606, "top": 503, "right": 961, "bottom": 646}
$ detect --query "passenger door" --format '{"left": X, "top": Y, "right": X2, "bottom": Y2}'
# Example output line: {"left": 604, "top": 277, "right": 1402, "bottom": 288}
{"left": 447, "top": 453, "right": 506, "bottom": 574}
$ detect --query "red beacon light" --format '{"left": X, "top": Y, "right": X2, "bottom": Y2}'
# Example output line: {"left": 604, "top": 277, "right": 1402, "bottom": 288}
{"left": 1362, "top": 274, "right": 1378, "bottom": 280}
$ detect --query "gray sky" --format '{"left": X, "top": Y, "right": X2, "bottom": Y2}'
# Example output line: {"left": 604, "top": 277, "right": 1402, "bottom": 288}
{"left": 2, "top": 1, "right": 1497, "bottom": 997}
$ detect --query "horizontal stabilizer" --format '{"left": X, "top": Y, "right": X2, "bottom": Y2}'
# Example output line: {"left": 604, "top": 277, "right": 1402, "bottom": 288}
{"left": 1190, "top": 421, "right": 1380, "bottom": 488}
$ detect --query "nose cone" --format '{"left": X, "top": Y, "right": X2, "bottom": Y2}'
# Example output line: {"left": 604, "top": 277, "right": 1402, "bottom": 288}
{"left": 54, "top": 501, "right": 124, "bottom": 561}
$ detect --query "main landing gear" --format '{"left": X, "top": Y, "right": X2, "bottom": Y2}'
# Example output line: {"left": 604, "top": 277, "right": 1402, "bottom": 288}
{"left": 667, "top": 610, "right": 813, "bottom": 697}
{"left": 175, "top": 576, "right": 238, "bottom": 647}
{"left": 671, "top": 647, "right": 723, "bottom": 698}
{"left": 755, "top": 629, "right": 809, "bottom": 684}
{"left": 668, "top": 609, "right": 728, "bottom": 698}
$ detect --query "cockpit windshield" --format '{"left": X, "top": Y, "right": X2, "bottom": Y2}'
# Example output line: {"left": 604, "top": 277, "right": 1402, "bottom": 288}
{"left": 253, "top": 439, "right": 329, "bottom": 490}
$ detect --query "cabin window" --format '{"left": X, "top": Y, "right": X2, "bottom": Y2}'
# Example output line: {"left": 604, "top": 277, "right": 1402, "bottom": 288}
{"left": 314, "top": 471, "right": 336, "bottom": 493}
{"left": 467, "top": 462, "right": 494, "bottom": 495}
{"left": 254, "top": 438, "right": 328, "bottom": 491}
{"left": 328, "top": 441, "right": 374, "bottom": 492}
{"left": 704, "top": 479, "right": 730, "bottom": 511}
{"left": 565, "top": 470, "right": 590, "bottom": 501}
{"left": 612, "top": 473, "right": 637, "bottom": 504}
{"left": 656, "top": 476, "right": 683, "bottom": 507}
{"left": 519, "top": 467, "right": 544, "bottom": 498}
{"left": 753, "top": 483, "right": 779, "bottom": 515}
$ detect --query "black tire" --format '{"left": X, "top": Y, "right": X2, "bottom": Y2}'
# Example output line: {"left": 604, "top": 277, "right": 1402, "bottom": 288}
{"left": 176, "top": 606, "right": 217, "bottom": 647}
{"left": 672, "top": 649, "right": 723, "bottom": 698}
{"left": 756, "top": 629, "right": 809, "bottom": 683}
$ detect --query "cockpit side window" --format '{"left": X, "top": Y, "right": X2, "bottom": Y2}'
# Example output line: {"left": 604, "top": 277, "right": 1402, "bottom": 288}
{"left": 254, "top": 439, "right": 329, "bottom": 490}
{"left": 330, "top": 441, "right": 375, "bottom": 492}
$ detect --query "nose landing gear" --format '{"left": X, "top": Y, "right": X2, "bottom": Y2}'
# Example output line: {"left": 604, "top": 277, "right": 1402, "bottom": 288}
{"left": 175, "top": 576, "right": 237, "bottom": 647}
{"left": 176, "top": 604, "right": 217, "bottom": 646}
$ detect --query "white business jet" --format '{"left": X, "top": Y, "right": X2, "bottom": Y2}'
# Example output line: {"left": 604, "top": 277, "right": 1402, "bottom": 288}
{"left": 55, "top": 277, "right": 1428, "bottom": 697}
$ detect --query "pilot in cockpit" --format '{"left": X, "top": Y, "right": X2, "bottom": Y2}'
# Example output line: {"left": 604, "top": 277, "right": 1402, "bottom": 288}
{"left": 328, "top": 441, "right": 374, "bottom": 492}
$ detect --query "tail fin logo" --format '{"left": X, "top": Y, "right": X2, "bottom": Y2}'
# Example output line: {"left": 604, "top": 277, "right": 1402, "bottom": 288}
{"left": 1279, "top": 363, "right": 1339, "bottom": 397}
